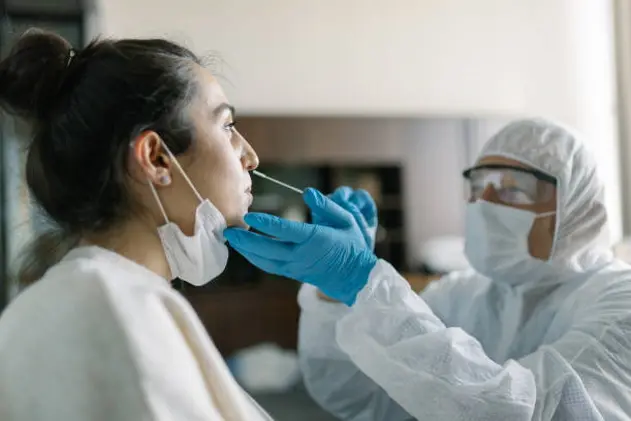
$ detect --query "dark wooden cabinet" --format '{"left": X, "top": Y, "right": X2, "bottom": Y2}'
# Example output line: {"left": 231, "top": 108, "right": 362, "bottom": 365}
{"left": 183, "top": 276, "right": 301, "bottom": 357}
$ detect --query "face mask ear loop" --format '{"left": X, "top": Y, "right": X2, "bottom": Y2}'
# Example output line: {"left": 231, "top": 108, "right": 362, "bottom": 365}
{"left": 148, "top": 181, "right": 170, "bottom": 224}
{"left": 160, "top": 142, "right": 204, "bottom": 204}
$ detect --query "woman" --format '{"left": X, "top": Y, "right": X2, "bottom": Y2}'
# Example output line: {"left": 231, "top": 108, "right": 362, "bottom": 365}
{"left": 226, "top": 119, "right": 631, "bottom": 420}
{"left": 0, "top": 29, "right": 272, "bottom": 420}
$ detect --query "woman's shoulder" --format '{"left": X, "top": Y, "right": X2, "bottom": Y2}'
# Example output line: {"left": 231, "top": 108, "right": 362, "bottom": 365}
{"left": 51, "top": 245, "right": 171, "bottom": 291}
{"left": 0, "top": 250, "right": 193, "bottom": 420}
{"left": 0, "top": 256, "right": 140, "bottom": 389}
{"left": 0, "top": 246, "right": 178, "bottom": 350}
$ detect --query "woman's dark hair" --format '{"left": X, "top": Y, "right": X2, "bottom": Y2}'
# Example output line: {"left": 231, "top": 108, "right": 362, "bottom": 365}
{"left": 0, "top": 29, "right": 203, "bottom": 285}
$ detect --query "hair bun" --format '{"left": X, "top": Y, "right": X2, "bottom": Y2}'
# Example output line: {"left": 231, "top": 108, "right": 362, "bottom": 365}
{"left": 0, "top": 28, "right": 72, "bottom": 121}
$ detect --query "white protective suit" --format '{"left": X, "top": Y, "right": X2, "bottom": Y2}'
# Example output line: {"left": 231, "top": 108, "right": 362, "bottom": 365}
{"left": 299, "top": 119, "right": 631, "bottom": 420}
{"left": 0, "top": 246, "right": 272, "bottom": 421}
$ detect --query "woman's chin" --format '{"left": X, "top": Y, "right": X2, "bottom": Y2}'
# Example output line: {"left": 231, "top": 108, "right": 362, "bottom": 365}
{"left": 224, "top": 203, "right": 250, "bottom": 228}
{"left": 227, "top": 214, "right": 249, "bottom": 229}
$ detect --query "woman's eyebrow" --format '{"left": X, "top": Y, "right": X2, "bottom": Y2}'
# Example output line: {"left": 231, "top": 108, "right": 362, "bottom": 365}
{"left": 212, "top": 102, "right": 235, "bottom": 119}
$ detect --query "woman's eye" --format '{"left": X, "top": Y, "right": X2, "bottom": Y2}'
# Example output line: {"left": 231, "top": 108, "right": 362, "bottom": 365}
{"left": 224, "top": 121, "right": 237, "bottom": 132}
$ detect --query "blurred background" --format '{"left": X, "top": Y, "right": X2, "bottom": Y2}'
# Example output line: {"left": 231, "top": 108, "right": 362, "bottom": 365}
{"left": 1, "top": 0, "right": 631, "bottom": 419}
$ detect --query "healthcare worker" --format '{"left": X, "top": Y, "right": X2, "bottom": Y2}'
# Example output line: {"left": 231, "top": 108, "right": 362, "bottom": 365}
{"left": 225, "top": 119, "right": 631, "bottom": 420}
{"left": 0, "top": 30, "right": 273, "bottom": 420}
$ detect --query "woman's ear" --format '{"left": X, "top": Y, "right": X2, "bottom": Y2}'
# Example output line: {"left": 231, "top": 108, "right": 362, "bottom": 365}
{"left": 131, "top": 131, "right": 173, "bottom": 186}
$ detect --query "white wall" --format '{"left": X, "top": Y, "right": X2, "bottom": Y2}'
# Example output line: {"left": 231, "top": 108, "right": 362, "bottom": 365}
{"left": 566, "top": 0, "right": 621, "bottom": 244}
{"left": 91, "top": 0, "right": 622, "bottom": 241}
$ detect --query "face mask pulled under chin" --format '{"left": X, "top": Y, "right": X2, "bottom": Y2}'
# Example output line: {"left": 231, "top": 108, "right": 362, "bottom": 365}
{"left": 148, "top": 145, "right": 229, "bottom": 286}
{"left": 155, "top": 199, "right": 229, "bottom": 286}
{"left": 464, "top": 201, "right": 556, "bottom": 285}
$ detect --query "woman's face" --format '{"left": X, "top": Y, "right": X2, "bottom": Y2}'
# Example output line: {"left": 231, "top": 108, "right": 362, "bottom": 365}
{"left": 180, "top": 67, "right": 258, "bottom": 227}
{"left": 139, "top": 66, "right": 259, "bottom": 234}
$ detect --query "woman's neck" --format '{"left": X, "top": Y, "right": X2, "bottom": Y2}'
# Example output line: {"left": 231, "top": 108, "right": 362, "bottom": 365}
{"left": 81, "top": 218, "right": 171, "bottom": 280}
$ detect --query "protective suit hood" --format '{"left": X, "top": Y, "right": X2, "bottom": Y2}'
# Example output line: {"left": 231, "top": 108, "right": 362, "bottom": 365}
{"left": 477, "top": 118, "right": 613, "bottom": 273}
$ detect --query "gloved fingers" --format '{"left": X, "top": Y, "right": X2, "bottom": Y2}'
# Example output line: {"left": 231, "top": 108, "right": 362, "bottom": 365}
{"left": 243, "top": 212, "right": 315, "bottom": 243}
{"left": 230, "top": 245, "right": 287, "bottom": 276}
{"left": 312, "top": 186, "right": 353, "bottom": 226}
{"left": 303, "top": 188, "right": 354, "bottom": 228}
{"left": 334, "top": 199, "right": 371, "bottom": 247}
{"left": 224, "top": 227, "right": 295, "bottom": 257}
{"left": 237, "top": 246, "right": 285, "bottom": 275}
{"left": 329, "top": 186, "right": 353, "bottom": 203}
{"left": 349, "top": 189, "right": 378, "bottom": 227}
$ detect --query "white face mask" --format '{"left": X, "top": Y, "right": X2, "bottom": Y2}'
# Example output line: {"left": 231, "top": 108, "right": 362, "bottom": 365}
{"left": 148, "top": 146, "right": 229, "bottom": 286}
{"left": 464, "top": 201, "right": 556, "bottom": 283}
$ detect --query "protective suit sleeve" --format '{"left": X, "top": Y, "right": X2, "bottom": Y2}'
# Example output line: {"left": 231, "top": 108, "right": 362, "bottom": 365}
{"left": 297, "top": 269, "right": 478, "bottom": 420}
{"left": 298, "top": 284, "right": 414, "bottom": 421}
{"left": 337, "top": 260, "right": 631, "bottom": 420}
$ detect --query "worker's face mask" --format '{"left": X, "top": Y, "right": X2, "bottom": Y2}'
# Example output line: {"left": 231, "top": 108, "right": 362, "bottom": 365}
{"left": 464, "top": 201, "right": 556, "bottom": 282}
{"left": 147, "top": 145, "right": 229, "bottom": 286}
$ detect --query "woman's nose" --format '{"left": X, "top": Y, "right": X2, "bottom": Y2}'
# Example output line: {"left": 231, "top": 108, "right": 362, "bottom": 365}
{"left": 240, "top": 133, "right": 259, "bottom": 171}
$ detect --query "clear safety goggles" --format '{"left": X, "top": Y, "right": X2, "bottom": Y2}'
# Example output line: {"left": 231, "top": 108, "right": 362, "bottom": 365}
{"left": 463, "top": 164, "right": 557, "bottom": 205}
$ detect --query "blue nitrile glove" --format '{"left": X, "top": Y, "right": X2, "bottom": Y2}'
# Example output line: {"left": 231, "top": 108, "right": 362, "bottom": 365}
{"left": 224, "top": 188, "right": 378, "bottom": 306}
{"left": 319, "top": 187, "right": 378, "bottom": 250}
